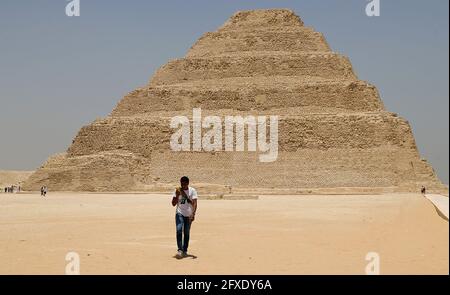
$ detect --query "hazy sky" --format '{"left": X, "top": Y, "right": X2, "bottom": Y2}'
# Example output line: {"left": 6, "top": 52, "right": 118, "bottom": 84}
{"left": 0, "top": 0, "right": 448, "bottom": 184}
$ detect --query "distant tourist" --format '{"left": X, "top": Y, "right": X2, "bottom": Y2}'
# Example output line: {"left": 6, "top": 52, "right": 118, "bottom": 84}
{"left": 4, "top": 187, "right": 6, "bottom": 193}
{"left": 40, "top": 186, "right": 44, "bottom": 197}
{"left": 421, "top": 186, "right": 426, "bottom": 195}
{"left": 43, "top": 186, "right": 48, "bottom": 197}
{"left": 171, "top": 176, "right": 197, "bottom": 258}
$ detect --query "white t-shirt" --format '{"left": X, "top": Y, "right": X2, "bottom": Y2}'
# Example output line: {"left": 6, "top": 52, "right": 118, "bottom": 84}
{"left": 172, "top": 187, "right": 198, "bottom": 217}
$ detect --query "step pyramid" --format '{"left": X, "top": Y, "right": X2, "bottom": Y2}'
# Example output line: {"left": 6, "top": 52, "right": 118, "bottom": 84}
{"left": 23, "top": 9, "right": 446, "bottom": 193}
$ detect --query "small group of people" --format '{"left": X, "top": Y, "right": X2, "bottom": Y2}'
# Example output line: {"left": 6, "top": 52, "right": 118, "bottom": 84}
{"left": 40, "top": 186, "right": 48, "bottom": 197}
{"left": 4, "top": 185, "right": 20, "bottom": 193}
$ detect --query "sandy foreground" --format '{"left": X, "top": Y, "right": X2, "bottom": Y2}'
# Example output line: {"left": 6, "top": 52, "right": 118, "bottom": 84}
{"left": 0, "top": 192, "right": 448, "bottom": 275}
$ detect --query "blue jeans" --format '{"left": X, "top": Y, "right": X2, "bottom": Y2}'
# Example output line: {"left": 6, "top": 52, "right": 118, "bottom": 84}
{"left": 176, "top": 213, "right": 191, "bottom": 252}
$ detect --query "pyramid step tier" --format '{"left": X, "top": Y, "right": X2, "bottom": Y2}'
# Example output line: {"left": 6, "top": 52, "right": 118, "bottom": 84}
{"left": 22, "top": 148, "right": 445, "bottom": 192}
{"left": 150, "top": 53, "right": 356, "bottom": 85}
{"left": 218, "top": 9, "right": 305, "bottom": 31}
{"left": 67, "top": 112, "right": 417, "bottom": 158}
{"left": 112, "top": 79, "right": 383, "bottom": 116}
{"left": 147, "top": 149, "right": 437, "bottom": 188}
{"left": 187, "top": 28, "right": 330, "bottom": 57}
{"left": 22, "top": 152, "right": 152, "bottom": 192}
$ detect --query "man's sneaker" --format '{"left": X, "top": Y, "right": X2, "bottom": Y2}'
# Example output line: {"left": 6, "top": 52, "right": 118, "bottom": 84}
{"left": 176, "top": 250, "right": 183, "bottom": 258}
{"left": 182, "top": 251, "right": 188, "bottom": 257}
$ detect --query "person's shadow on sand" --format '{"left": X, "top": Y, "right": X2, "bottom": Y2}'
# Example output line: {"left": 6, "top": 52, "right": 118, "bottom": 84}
{"left": 173, "top": 254, "right": 198, "bottom": 260}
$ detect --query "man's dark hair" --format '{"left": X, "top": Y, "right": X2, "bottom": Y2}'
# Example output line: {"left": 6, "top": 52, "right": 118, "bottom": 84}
{"left": 180, "top": 176, "right": 189, "bottom": 183}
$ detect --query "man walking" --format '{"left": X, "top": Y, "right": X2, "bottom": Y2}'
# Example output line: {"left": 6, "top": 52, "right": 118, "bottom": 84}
{"left": 421, "top": 186, "right": 426, "bottom": 195}
{"left": 171, "top": 176, "right": 198, "bottom": 258}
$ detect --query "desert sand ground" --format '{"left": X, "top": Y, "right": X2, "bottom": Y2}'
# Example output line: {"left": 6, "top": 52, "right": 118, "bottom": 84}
{"left": 0, "top": 192, "right": 448, "bottom": 275}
